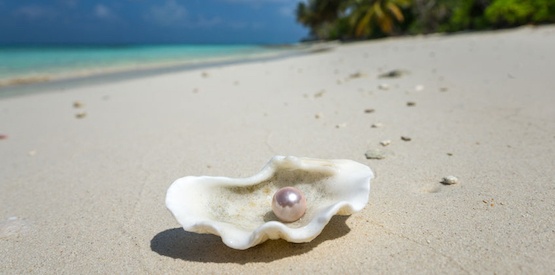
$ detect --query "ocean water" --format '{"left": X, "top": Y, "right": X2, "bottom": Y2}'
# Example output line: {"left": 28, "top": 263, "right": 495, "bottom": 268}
{"left": 0, "top": 44, "right": 292, "bottom": 87}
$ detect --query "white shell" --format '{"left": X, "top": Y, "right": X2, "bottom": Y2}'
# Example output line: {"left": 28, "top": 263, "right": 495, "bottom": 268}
{"left": 165, "top": 156, "right": 373, "bottom": 250}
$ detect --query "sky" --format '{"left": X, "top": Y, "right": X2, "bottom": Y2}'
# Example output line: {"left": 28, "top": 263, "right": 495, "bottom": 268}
{"left": 0, "top": 0, "right": 309, "bottom": 45}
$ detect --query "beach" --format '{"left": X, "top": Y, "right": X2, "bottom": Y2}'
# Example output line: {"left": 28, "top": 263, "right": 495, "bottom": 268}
{"left": 1, "top": 25, "right": 555, "bottom": 273}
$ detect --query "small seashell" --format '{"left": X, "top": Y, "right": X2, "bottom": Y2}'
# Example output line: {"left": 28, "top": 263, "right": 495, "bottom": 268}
{"left": 349, "top": 72, "right": 363, "bottom": 79}
{"left": 73, "top": 101, "right": 84, "bottom": 108}
{"left": 441, "top": 176, "right": 459, "bottom": 185}
{"left": 380, "top": 140, "right": 391, "bottom": 146}
{"left": 314, "top": 90, "right": 325, "bottom": 98}
{"left": 166, "top": 156, "right": 373, "bottom": 250}
{"left": 365, "top": 149, "right": 386, "bottom": 160}
{"left": 378, "top": 83, "right": 389, "bottom": 90}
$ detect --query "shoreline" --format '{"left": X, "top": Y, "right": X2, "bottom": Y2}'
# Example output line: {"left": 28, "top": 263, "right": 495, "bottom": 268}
{"left": 0, "top": 42, "right": 336, "bottom": 98}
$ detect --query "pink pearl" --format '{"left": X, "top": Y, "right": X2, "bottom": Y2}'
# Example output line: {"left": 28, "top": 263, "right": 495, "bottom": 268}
{"left": 272, "top": 187, "right": 306, "bottom": 222}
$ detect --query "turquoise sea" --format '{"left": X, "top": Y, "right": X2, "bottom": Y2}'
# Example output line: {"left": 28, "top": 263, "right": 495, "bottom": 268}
{"left": 0, "top": 44, "right": 296, "bottom": 87}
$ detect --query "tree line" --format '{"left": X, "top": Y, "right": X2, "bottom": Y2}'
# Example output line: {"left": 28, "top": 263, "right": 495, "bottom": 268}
{"left": 296, "top": 0, "right": 555, "bottom": 41}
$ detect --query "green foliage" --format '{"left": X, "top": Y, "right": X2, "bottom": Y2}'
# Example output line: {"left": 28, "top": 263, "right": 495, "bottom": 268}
{"left": 485, "top": 0, "right": 555, "bottom": 27}
{"left": 437, "top": 0, "right": 491, "bottom": 32}
{"left": 296, "top": 0, "right": 555, "bottom": 41}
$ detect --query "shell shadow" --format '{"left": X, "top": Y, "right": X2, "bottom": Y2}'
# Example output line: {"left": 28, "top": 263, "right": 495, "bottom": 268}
{"left": 150, "top": 215, "right": 351, "bottom": 263}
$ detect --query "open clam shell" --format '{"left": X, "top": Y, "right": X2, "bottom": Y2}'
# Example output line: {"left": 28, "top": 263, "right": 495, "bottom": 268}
{"left": 166, "top": 156, "right": 373, "bottom": 250}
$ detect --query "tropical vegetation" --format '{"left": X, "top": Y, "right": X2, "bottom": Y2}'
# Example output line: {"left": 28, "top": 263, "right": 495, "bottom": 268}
{"left": 296, "top": 0, "right": 555, "bottom": 41}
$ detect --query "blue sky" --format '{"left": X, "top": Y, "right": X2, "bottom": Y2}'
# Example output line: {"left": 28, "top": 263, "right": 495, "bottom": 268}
{"left": 0, "top": 0, "right": 308, "bottom": 44}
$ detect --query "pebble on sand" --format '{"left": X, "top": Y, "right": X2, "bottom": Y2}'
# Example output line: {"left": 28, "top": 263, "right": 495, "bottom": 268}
{"left": 364, "top": 108, "right": 375, "bottom": 113}
{"left": 365, "top": 149, "right": 386, "bottom": 160}
{"left": 401, "top": 136, "right": 411, "bottom": 141}
{"left": 349, "top": 72, "right": 363, "bottom": 79}
{"left": 441, "top": 176, "right": 459, "bottom": 185}
{"left": 75, "top": 112, "right": 87, "bottom": 119}
{"left": 73, "top": 101, "right": 84, "bottom": 108}
{"left": 371, "top": 123, "right": 383, "bottom": 128}
{"left": 407, "top": 101, "right": 416, "bottom": 107}
{"left": 378, "top": 83, "right": 390, "bottom": 90}
{"left": 314, "top": 90, "right": 325, "bottom": 98}
{"left": 380, "top": 140, "right": 391, "bottom": 146}
{"left": 378, "top": 70, "right": 406, "bottom": 78}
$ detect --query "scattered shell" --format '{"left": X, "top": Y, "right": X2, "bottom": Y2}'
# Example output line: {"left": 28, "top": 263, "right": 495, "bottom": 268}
{"left": 378, "top": 83, "right": 389, "bottom": 90}
{"left": 314, "top": 90, "right": 325, "bottom": 98}
{"left": 378, "top": 70, "right": 406, "bottom": 78}
{"left": 406, "top": 101, "right": 416, "bottom": 107}
{"left": 75, "top": 112, "right": 87, "bottom": 119}
{"left": 166, "top": 156, "right": 374, "bottom": 250}
{"left": 349, "top": 72, "right": 363, "bottom": 79}
{"left": 380, "top": 140, "right": 391, "bottom": 146}
{"left": 365, "top": 149, "right": 386, "bottom": 160}
{"left": 414, "top": 85, "right": 424, "bottom": 91}
{"left": 364, "top": 108, "right": 375, "bottom": 114}
{"left": 335, "top": 123, "right": 347, "bottom": 128}
{"left": 401, "top": 136, "right": 411, "bottom": 141}
{"left": 371, "top": 123, "right": 383, "bottom": 128}
{"left": 441, "top": 176, "right": 459, "bottom": 185}
{"left": 73, "top": 101, "right": 84, "bottom": 108}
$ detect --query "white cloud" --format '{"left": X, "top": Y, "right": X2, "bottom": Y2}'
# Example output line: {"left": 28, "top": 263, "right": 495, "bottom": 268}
{"left": 14, "top": 5, "right": 57, "bottom": 20}
{"left": 278, "top": 5, "right": 294, "bottom": 17}
{"left": 196, "top": 16, "right": 223, "bottom": 28}
{"left": 145, "top": 0, "right": 187, "bottom": 26}
{"left": 94, "top": 4, "right": 113, "bottom": 19}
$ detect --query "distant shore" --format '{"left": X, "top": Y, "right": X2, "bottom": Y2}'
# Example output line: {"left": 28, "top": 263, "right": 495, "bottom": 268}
{"left": 0, "top": 42, "right": 339, "bottom": 98}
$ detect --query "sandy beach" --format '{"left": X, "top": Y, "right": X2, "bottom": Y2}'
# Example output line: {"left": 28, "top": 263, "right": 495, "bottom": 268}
{"left": 1, "top": 25, "right": 555, "bottom": 273}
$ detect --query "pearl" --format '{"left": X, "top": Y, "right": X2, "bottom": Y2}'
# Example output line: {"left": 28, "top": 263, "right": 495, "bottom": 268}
{"left": 272, "top": 186, "right": 306, "bottom": 222}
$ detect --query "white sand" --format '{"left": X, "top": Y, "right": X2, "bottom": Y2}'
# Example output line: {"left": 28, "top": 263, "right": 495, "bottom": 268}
{"left": 1, "top": 25, "right": 555, "bottom": 273}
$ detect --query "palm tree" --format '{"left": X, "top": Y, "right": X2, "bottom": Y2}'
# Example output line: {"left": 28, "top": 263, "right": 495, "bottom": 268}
{"left": 349, "top": 0, "right": 411, "bottom": 38}
{"left": 296, "top": 0, "right": 349, "bottom": 39}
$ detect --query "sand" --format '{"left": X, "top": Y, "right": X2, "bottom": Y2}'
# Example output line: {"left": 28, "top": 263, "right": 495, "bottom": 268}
{"left": 1, "top": 25, "right": 555, "bottom": 273}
